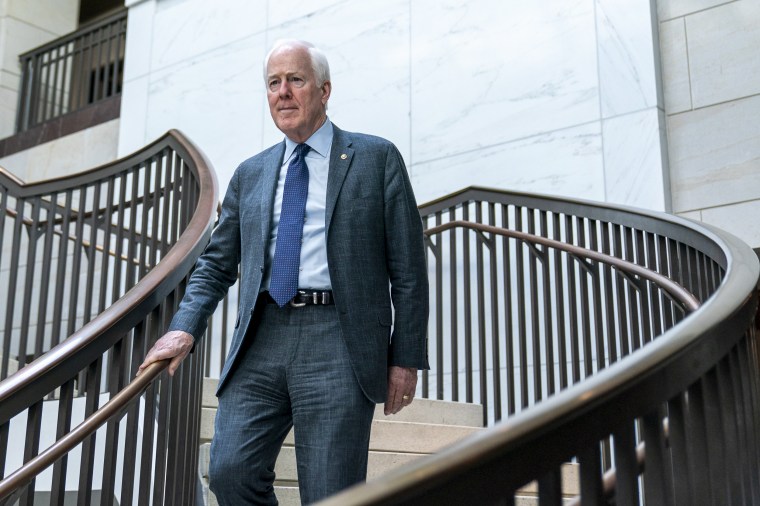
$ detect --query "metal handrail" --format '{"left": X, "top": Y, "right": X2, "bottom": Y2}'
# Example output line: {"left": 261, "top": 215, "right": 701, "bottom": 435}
{"left": 425, "top": 220, "right": 701, "bottom": 312}
{"left": 0, "top": 360, "right": 168, "bottom": 503}
{"left": 0, "top": 130, "right": 218, "bottom": 504}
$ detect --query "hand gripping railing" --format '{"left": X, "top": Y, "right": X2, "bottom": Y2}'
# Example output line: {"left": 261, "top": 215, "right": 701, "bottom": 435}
{"left": 0, "top": 130, "right": 217, "bottom": 505}
{"left": 315, "top": 187, "right": 759, "bottom": 505}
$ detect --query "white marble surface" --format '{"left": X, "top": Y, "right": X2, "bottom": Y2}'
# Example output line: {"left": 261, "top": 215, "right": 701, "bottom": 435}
{"left": 668, "top": 93, "right": 760, "bottom": 212}
{"left": 0, "top": 86, "right": 16, "bottom": 138}
{"left": 686, "top": 0, "right": 760, "bottom": 108}
{"left": 116, "top": 75, "right": 150, "bottom": 156}
{"left": 701, "top": 199, "right": 760, "bottom": 248}
{"left": 659, "top": 17, "right": 691, "bottom": 114}
{"left": 409, "top": 0, "right": 599, "bottom": 165}
{"left": 122, "top": 0, "right": 156, "bottom": 81}
{"left": 603, "top": 107, "right": 669, "bottom": 211}
{"left": 0, "top": 0, "right": 77, "bottom": 37}
{"left": 410, "top": 121, "right": 604, "bottom": 204}
{"left": 676, "top": 209, "right": 701, "bottom": 221}
{"left": 116, "top": 0, "right": 670, "bottom": 210}
{"left": 0, "top": 17, "right": 56, "bottom": 75}
{"left": 657, "top": 0, "right": 737, "bottom": 21}
{"left": 0, "top": 119, "right": 119, "bottom": 182}
{"left": 596, "top": 0, "right": 658, "bottom": 118}
{"left": 151, "top": 0, "right": 268, "bottom": 71}
{"left": 144, "top": 35, "right": 267, "bottom": 191}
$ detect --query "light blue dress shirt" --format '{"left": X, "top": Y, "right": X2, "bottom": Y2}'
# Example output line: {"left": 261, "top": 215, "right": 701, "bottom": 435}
{"left": 262, "top": 118, "right": 333, "bottom": 291}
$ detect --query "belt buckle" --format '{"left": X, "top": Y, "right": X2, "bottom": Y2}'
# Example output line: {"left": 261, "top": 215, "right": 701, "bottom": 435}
{"left": 289, "top": 290, "right": 307, "bottom": 308}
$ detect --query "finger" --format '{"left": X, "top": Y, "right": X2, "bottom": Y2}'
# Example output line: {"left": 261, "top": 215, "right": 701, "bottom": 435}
{"left": 392, "top": 390, "right": 405, "bottom": 414}
{"left": 384, "top": 390, "right": 396, "bottom": 416}
{"left": 385, "top": 386, "right": 401, "bottom": 415}
{"left": 167, "top": 350, "right": 188, "bottom": 376}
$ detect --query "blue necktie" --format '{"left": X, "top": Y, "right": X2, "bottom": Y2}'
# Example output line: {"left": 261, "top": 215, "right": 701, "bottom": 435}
{"left": 270, "top": 143, "right": 310, "bottom": 306}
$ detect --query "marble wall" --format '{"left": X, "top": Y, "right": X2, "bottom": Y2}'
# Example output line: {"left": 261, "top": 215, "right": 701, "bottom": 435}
{"left": 658, "top": 0, "right": 760, "bottom": 247}
{"left": 0, "top": 0, "right": 78, "bottom": 138}
{"left": 120, "top": 0, "right": 670, "bottom": 211}
{"left": 0, "top": 119, "right": 120, "bottom": 182}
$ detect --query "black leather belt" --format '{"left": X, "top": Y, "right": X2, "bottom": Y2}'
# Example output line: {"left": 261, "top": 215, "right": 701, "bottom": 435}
{"left": 263, "top": 290, "right": 334, "bottom": 307}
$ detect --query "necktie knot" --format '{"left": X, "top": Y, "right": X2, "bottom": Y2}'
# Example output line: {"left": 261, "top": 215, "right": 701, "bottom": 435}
{"left": 295, "top": 143, "right": 310, "bottom": 159}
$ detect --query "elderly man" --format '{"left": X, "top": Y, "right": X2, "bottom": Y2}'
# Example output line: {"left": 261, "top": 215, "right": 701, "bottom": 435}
{"left": 138, "top": 39, "right": 429, "bottom": 504}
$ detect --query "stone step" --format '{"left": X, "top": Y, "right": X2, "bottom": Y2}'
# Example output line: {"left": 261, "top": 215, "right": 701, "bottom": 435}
{"left": 200, "top": 407, "right": 480, "bottom": 453}
{"left": 202, "top": 377, "right": 483, "bottom": 428}
{"left": 199, "top": 377, "right": 487, "bottom": 506}
{"left": 275, "top": 446, "right": 423, "bottom": 482}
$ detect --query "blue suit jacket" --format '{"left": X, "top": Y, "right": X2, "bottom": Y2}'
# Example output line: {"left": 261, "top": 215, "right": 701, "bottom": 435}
{"left": 169, "top": 125, "right": 429, "bottom": 402}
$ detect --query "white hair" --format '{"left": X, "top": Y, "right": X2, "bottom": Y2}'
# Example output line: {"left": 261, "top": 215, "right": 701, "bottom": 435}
{"left": 263, "top": 39, "right": 331, "bottom": 87}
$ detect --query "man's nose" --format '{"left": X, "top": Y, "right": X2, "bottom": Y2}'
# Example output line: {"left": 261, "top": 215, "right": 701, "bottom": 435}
{"left": 277, "top": 80, "right": 292, "bottom": 97}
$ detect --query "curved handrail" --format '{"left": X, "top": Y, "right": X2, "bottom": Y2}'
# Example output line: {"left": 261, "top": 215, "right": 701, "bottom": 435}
{"left": 0, "top": 130, "right": 218, "bottom": 504}
{"left": 424, "top": 220, "right": 701, "bottom": 312}
{"left": 0, "top": 360, "right": 168, "bottom": 502}
{"left": 0, "top": 129, "right": 218, "bottom": 424}
{"left": 317, "top": 187, "right": 759, "bottom": 505}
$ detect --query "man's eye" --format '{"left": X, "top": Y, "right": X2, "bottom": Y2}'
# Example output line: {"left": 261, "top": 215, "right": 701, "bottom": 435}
{"left": 289, "top": 76, "right": 305, "bottom": 87}
{"left": 268, "top": 79, "right": 280, "bottom": 91}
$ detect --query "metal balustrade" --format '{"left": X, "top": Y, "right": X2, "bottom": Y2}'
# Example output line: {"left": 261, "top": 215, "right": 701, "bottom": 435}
{"left": 15, "top": 10, "right": 127, "bottom": 133}
{"left": 0, "top": 131, "right": 217, "bottom": 505}
{"left": 319, "top": 187, "right": 760, "bottom": 505}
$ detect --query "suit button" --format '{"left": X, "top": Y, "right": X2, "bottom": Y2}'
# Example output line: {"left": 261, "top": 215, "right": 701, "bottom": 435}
{"left": 259, "top": 265, "right": 264, "bottom": 272}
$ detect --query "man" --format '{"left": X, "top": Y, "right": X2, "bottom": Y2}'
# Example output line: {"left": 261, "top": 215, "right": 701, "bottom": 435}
{"left": 138, "top": 39, "right": 429, "bottom": 504}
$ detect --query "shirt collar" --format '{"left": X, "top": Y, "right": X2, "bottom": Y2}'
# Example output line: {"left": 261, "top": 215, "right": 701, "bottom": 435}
{"left": 283, "top": 118, "right": 333, "bottom": 162}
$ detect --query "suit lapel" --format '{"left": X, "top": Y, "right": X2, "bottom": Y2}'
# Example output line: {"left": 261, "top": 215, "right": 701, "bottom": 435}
{"left": 259, "top": 142, "right": 286, "bottom": 246}
{"left": 325, "top": 126, "right": 353, "bottom": 236}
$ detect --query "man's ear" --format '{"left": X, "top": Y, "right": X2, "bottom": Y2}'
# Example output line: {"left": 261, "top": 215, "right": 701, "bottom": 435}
{"left": 321, "top": 80, "right": 332, "bottom": 105}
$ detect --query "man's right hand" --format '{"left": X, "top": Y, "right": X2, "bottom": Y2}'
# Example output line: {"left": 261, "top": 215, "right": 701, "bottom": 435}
{"left": 137, "top": 330, "right": 194, "bottom": 377}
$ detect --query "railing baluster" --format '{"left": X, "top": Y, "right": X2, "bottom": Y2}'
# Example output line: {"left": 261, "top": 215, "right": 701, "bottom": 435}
{"left": 588, "top": 220, "right": 605, "bottom": 371}
{"left": 539, "top": 210, "right": 555, "bottom": 396}
{"left": 565, "top": 214, "right": 580, "bottom": 384}
{"left": 702, "top": 369, "right": 728, "bottom": 504}
{"left": 578, "top": 442, "right": 604, "bottom": 505}
{"left": 612, "top": 421, "right": 639, "bottom": 506}
{"left": 516, "top": 207, "right": 529, "bottom": 406}
{"left": 667, "top": 394, "right": 692, "bottom": 505}
{"left": 502, "top": 204, "right": 516, "bottom": 414}
{"left": 576, "top": 217, "right": 593, "bottom": 378}
{"left": 435, "top": 211, "right": 444, "bottom": 400}
{"left": 77, "top": 357, "right": 103, "bottom": 506}
{"left": 552, "top": 212, "right": 568, "bottom": 391}
{"left": 487, "top": 203, "right": 501, "bottom": 419}
{"left": 528, "top": 209, "right": 542, "bottom": 404}
{"left": 19, "top": 399, "right": 43, "bottom": 506}
{"left": 19, "top": 198, "right": 42, "bottom": 368}
{"left": 449, "top": 207, "right": 459, "bottom": 402}
{"left": 462, "top": 204, "right": 474, "bottom": 408}
{"left": 50, "top": 379, "right": 75, "bottom": 505}
{"left": 0, "top": 422, "right": 7, "bottom": 480}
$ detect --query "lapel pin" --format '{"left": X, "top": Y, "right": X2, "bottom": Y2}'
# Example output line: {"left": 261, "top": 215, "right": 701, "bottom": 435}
{"left": 340, "top": 153, "right": 348, "bottom": 160}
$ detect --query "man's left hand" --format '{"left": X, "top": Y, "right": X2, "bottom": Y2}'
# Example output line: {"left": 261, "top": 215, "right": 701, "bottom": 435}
{"left": 384, "top": 366, "right": 418, "bottom": 415}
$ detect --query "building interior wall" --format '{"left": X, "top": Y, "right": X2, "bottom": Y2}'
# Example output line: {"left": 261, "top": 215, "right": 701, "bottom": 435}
{"left": 657, "top": 0, "right": 760, "bottom": 248}
{"left": 119, "top": 0, "right": 670, "bottom": 213}
{"left": 0, "top": 0, "right": 78, "bottom": 139}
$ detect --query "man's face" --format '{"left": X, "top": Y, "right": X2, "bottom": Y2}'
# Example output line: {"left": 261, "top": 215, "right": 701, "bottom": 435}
{"left": 266, "top": 46, "right": 331, "bottom": 143}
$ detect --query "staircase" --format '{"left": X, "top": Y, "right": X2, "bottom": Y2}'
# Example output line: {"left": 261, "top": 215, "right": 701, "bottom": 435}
{"left": 197, "top": 378, "right": 580, "bottom": 505}
{"left": 197, "top": 378, "right": 483, "bottom": 505}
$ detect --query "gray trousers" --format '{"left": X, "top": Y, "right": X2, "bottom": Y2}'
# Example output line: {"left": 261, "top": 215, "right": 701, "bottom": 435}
{"left": 208, "top": 298, "right": 375, "bottom": 505}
